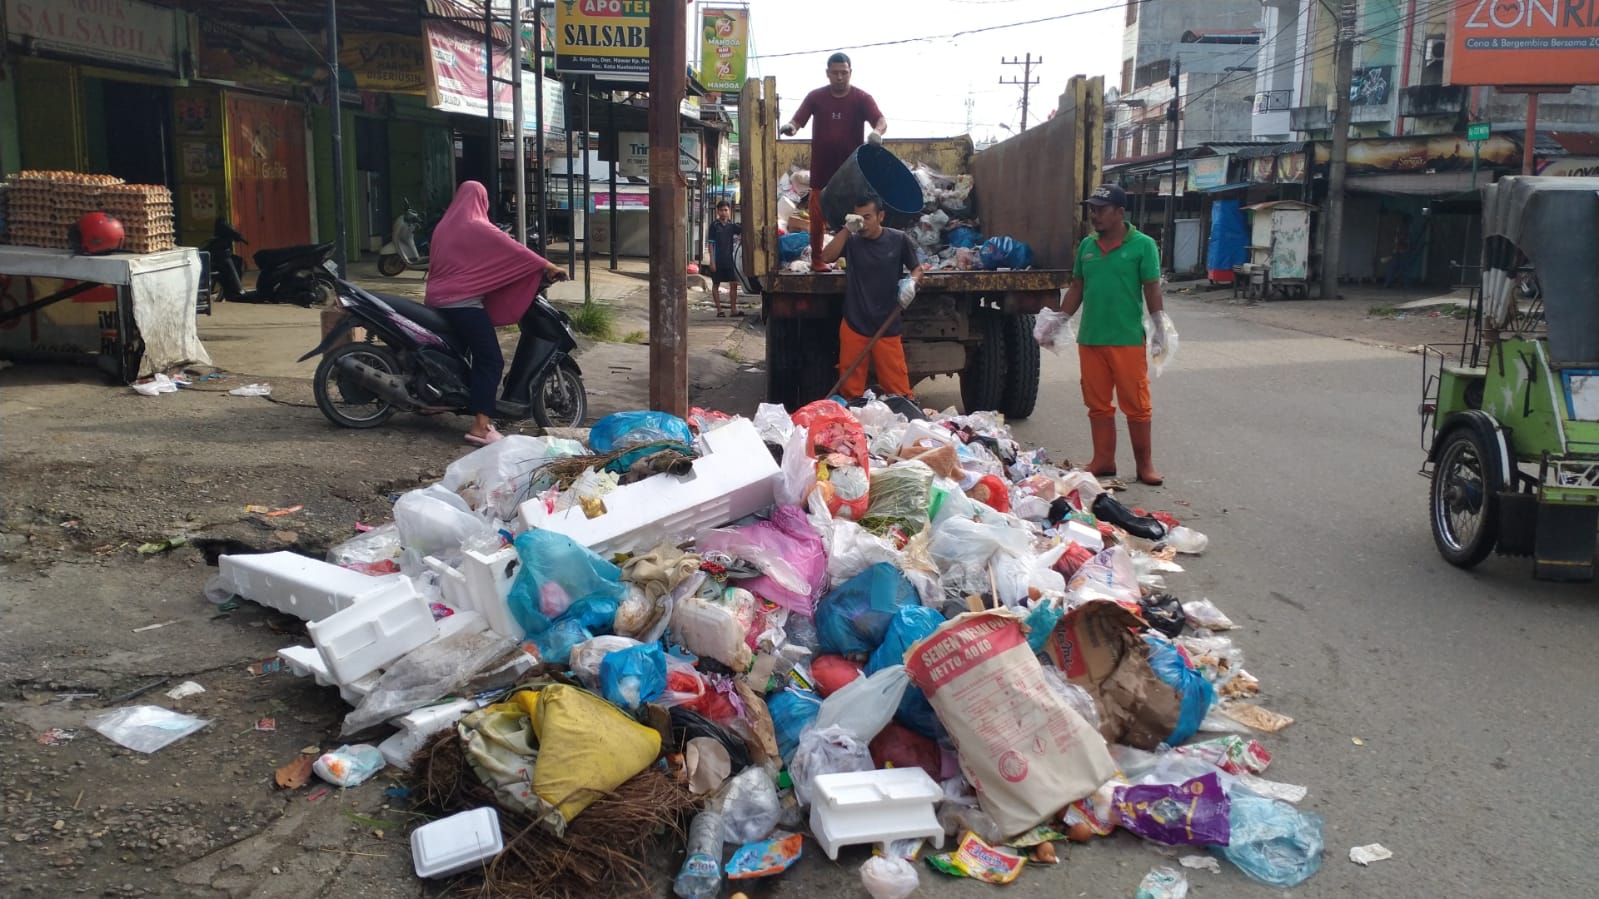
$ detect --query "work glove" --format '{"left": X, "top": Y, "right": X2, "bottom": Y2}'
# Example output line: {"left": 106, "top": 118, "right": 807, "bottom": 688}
{"left": 844, "top": 214, "right": 864, "bottom": 234}
{"left": 779, "top": 123, "right": 798, "bottom": 137}
{"left": 866, "top": 129, "right": 883, "bottom": 145}
{"left": 897, "top": 277, "right": 917, "bottom": 309}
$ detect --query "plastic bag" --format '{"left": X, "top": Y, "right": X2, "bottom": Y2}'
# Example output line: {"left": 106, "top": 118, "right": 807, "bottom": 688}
{"left": 718, "top": 765, "right": 783, "bottom": 844}
{"left": 599, "top": 641, "right": 667, "bottom": 710}
{"left": 861, "top": 854, "right": 920, "bottom": 899}
{"left": 861, "top": 461, "right": 935, "bottom": 537}
{"left": 792, "top": 400, "right": 872, "bottom": 521}
{"left": 813, "top": 665, "right": 911, "bottom": 742}
{"left": 670, "top": 587, "right": 757, "bottom": 670}
{"left": 1033, "top": 307, "right": 1076, "bottom": 354}
{"left": 766, "top": 688, "right": 823, "bottom": 763}
{"left": 442, "top": 434, "right": 588, "bottom": 519}
{"left": 815, "top": 563, "right": 920, "bottom": 656}
{"left": 726, "top": 832, "right": 804, "bottom": 879}
{"left": 1039, "top": 664, "right": 1101, "bottom": 733}
{"left": 88, "top": 705, "right": 208, "bottom": 753}
{"left": 326, "top": 523, "right": 403, "bottom": 575}
{"left": 659, "top": 653, "right": 708, "bottom": 708}
{"left": 1214, "top": 792, "right": 1324, "bottom": 887}
{"left": 533, "top": 618, "right": 593, "bottom": 667}
{"left": 313, "top": 743, "right": 385, "bottom": 787}
{"left": 341, "top": 628, "right": 516, "bottom": 734}
{"left": 809, "top": 654, "right": 864, "bottom": 696}
{"left": 1068, "top": 545, "right": 1141, "bottom": 605}
{"left": 1147, "top": 310, "right": 1179, "bottom": 378}
{"left": 869, "top": 721, "right": 942, "bottom": 778}
{"left": 1139, "top": 593, "right": 1187, "bottom": 638}
{"left": 506, "top": 529, "right": 626, "bottom": 638}
{"left": 753, "top": 402, "right": 795, "bottom": 445}
{"left": 1113, "top": 773, "right": 1231, "bottom": 846}
{"left": 867, "top": 606, "right": 946, "bottom": 740}
{"left": 1136, "top": 866, "right": 1190, "bottom": 899}
{"left": 927, "top": 516, "right": 1036, "bottom": 603}
{"left": 978, "top": 236, "right": 1034, "bottom": 270}
{"left": 697, "top": 506, "right": 827, "bottom": 615}
{"left": 393, "top": 484, "right": 493, "bottom": 559}
{"left": 570, "top": 635, "right": 642, "bottom": 687}
{"left": 588, "top": 410, "right": 693, "bottom": 452}
{"left": 1182, "top": 599, "right": 1235, "bottom": 630}
{"left": 1143, "top": 636, "right": 1216, "bottom": 745}
{"left": 790, "top": 725, "right": 876, "bottom": 807}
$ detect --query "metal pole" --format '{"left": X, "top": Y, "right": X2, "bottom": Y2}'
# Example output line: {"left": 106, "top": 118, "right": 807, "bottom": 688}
{"left": 511, "top": 1, "right": 527, "bottom": 245}
{"left": 1523, "top": 93, "right": 1539, "bottom": 176}
{"left": 582, "top": 75, "right": 592, "bottom": 301}
{"left": 1319, "top": 0, "right": 1356, "bottom": 300}
{"left": 484, "top": 1, "right": 499, "bottom": 203}
{"left": 608, "top": 91, "right": 618, "bottom": 270}
{"left": 565, "top": 85, "right": 575, "bottom": 278}
{"left": 534, "top": 4, "right": 547, "bottom": 250}
{"left": 648, "top": 0, "right": 688, "bottom": 415}
{"left": 326, "top": 0, "right": 347, "bottom": 274}
{"left": 1163, "top": 58, "right": 1180, "bottom": 270}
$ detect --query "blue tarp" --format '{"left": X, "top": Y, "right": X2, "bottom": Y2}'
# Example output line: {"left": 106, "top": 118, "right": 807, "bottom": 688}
{"left": 1207, "top": 199, "right": 1249, "bottom": 274}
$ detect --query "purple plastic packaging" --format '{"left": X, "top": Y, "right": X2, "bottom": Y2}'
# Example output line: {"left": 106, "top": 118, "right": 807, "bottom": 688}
{"left": 1112, "top": 773, "right": 1231, "bottom": 846}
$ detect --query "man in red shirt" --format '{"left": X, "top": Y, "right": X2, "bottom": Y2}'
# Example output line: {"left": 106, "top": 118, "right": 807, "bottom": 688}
{"left": 780, "top": 53, "right": 888, "bottom": 267}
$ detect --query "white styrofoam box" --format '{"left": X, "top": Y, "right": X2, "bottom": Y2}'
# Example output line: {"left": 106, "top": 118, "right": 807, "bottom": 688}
{"left": 518, "top": 418, "right": 779, "bottom": 557}
{"left": 809, "top": 768, "right": 945, "bottom": 861}
{"left": 427, "top": 545, "right": 522, "bottom": 641}
{"left": 219, "top": 551, "right": 407, "bottom": 622}
{"left": 411, "top": 807, "right": 504, "bottom": 878}
{"left": 1062, "top": 519, "right": 1104, "bottom": 553}
{"left": 277, "top": 645, "right": 330, "bottom": 682}
{"left": 434, "top": 609, "right": 488, "bottom": 641}
{"left": 307, "top": 578, "right": 438, "bottom": 685}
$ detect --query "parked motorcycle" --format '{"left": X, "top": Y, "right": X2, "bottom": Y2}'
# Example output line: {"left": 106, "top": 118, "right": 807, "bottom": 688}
{"left": 298, "top": 274, "right": 586, "bottom": 430}
{"left": 377, "top": 200, "right": 428, "bottom": 277}
{"left": 203, "top": 220, "right": 337, "bottom": 307}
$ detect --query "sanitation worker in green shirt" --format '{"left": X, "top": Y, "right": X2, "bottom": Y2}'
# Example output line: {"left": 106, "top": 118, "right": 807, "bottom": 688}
{"left": 1057, "top": 183, "right": 1170, "bottom": 486}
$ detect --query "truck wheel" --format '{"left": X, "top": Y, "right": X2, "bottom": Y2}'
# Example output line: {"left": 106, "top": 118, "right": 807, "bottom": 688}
{"left": 766, "top": 314, "right": 803, "bottom": 410}
{"left": 797, "top": 318, "right": 841, "bottom": 406}
{"left": 961, "top": 312, "right": 1006, "bottom": 413}
{"left": 999, "top": 314, "right": 1040, "bottom": 419}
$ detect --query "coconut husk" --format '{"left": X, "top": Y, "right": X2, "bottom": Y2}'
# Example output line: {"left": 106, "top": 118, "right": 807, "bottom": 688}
{"left": 406, "top": 730, "right": 697, "bottom": 898}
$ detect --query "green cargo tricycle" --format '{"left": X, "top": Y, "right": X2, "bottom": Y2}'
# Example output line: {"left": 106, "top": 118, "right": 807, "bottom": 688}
{"left": 1421, "top": 176, "right": 1599, "bottom": 581}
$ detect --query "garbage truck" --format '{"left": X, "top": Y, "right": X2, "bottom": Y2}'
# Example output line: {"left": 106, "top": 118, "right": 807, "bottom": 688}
{"left": 737, "top": 75, "right": 1105, "bottom": 416}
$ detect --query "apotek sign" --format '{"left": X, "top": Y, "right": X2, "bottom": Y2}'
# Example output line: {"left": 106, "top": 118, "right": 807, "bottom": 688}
{"left": 1447, "top": 0, "right": 1599, "bottom": 86}
{"left": 556, "top": 0, "right": 651, "bottom": 77}
{"left": 5, "top": 0, "right": 178, "bottom": 73}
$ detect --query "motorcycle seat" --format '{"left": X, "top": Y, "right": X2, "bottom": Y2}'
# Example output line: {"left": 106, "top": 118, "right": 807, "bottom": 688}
{"left": 380, "top": 293, "right": 470, "bottom": 354}
{"left": 253, "top": 242, "right": 335, "bottom": 270}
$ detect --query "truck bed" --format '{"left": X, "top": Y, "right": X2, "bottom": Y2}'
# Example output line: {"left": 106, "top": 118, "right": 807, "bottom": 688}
{"left": 765, "top": 269, "right": 1070, "bottom": 294}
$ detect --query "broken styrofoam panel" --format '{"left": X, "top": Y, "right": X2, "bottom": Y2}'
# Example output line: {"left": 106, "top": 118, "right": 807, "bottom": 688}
{"left": 809, "top": 768, "right": 945, "bottom": 861}
{"left": 307, "top": 577, "right": 438, "bottom": 685}
{"left": 427, "top": 545, "right": 522, "bottom": 641}
{"left": 518, "top": 418, "right": 780, "bottom": 557}
{"left": 338, "top": 670, "right": 383, "bottom": 706}
{"left": 278, "top": 644, "right": 330, "bottom": 683}
{"left": 434, "top": 609, "right": 489, "bottom": 641}
{"left": 219, "top": 551, "right": 406, "bottom": 622}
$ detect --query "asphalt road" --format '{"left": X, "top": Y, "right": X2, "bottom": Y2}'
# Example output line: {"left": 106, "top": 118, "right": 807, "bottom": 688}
{"left": 775, "top": 297, "right": 1599, "bottom": 897}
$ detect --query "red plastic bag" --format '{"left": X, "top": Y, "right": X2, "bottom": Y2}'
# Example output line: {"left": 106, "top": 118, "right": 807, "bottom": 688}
{"left": 869, "top": 721, "right": 942, "bottom": 778}
{"left": 792, "top": 400, "right": 872, "bottom": 520}
{"left": 810, "top": 654, "right": 865, "bottom": 697}
{"left": 966, "top": 475, "right": 1011, "bottom": 513}
{"left": 1052, "top": 542, "right": 1097, "bottom": 580}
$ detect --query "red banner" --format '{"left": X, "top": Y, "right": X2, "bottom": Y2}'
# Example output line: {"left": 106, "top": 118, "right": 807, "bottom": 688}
{"left": 425, "top": 22, "right": 514, "bottom": 119}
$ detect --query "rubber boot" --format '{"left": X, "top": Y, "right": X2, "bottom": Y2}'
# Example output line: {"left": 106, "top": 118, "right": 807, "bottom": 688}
{"left": 1087, "top": 417, "right": 1118, "bottom": 477}
{"left": 1129, "top": 419, "right": 1164, "bottom": 486}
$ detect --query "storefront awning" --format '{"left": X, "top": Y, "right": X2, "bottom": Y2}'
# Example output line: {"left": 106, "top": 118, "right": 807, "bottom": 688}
{"left": 1346, "top": 171, "right": 1488, "bottom": 197}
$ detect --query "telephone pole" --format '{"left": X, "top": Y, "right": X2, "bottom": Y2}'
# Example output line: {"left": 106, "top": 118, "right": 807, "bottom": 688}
{"left": 1163, "top": 57, "right": 1181, "bottom": 269}
{"left": 1000, "top": 55, "right": 1042, "bottom": 130}
{"left": 1319, "top": 0, "right": 1356, "bottom": 299}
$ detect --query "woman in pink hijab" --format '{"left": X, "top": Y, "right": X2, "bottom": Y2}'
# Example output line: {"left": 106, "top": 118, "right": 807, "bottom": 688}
{"left": 425, "top": 180, "right": 567, "bottom": 445}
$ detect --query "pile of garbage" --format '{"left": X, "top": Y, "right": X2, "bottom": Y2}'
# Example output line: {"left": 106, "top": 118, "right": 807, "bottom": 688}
{"left": 202, "top": 399, "right": 1320, "bottom": 896}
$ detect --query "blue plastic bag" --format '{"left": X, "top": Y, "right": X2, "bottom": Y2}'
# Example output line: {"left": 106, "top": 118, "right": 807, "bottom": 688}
{"left": 534, "top": 618, "right": 593, "bottom": 667}
{"left": 1024, "top": 600, "right": 1067, "bottom": 655}
{"left": 588, "top": 411, "right": 693, "bottom": 453}
{"left": 1214, "top": 792, "right": 1325, "bottom": 887}
{"left": 946, "top": 226, "right": 982, "bottom": 249}
{"left": 815, "top": 563, "right": 920, "bottom": 656}
{"left": 867, "top": 606, "right": 947, "bottom": 740}
{"left": 766, "top": 688, "right": 822, "bottom": 763}
{"left": 1144, "top": 635, "right": 1216, "bottom": 745}
{"left": 507, "top": 530, "right": 626, "bottom": 639}
{"left": 564, "top": 596, "right": 621, "bottom": 634}
{"left": 979, "top": 236, "right": 1035, "bottom": 270}
{"left": 779, "top": 231, "right": 810, "bottom": 263}
{"left": 599, "top": 642, "right": 667, "bottom": 710}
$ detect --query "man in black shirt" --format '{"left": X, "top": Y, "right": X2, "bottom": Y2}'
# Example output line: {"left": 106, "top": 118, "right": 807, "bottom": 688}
{"left": 819, "top": 197, "right": 925, "bottom": 398}
{"left": 705, "top": 200, "right": 741, "bottom": 316}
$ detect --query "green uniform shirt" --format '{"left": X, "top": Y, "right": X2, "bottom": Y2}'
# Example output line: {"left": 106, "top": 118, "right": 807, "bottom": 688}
{"left": 1073, "top": 224, "right": 1160, "bottom": 346}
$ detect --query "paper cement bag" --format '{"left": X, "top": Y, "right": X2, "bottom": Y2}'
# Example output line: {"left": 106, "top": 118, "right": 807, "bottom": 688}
{"left": 1042, "top": 600, "right": 1182, "bottom": 750}
{"left": 906, "top": 610, "right": 1116, "bottom": 838}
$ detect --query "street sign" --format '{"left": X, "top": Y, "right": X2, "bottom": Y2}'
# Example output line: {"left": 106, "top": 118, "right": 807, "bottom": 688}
{"left": 1467, "top": 123, "right": 1490, "bottom": 143}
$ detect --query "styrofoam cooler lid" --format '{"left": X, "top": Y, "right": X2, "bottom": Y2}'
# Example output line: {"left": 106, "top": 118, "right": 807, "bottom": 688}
{"left": 813, "top": 767, "right": 942, "bottom": 809}
{"left": 410, "top": 806, "right": 504, "bottom": 878}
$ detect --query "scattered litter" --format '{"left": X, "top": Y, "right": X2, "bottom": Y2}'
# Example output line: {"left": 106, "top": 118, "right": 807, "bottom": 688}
{"left": 860, "top": 854, "right": 919, "bottom": 899}
{"left": 132, "top": 619, "right": 178, "bottom": 633}
{"left": 228, "top": 383, "right": 272, "bottom": 396}
{"left": 1351, "top": 736, "right": 1366, "bottom": 746}
{"left": 254, "top": 717, "right": 277, "bottom": 732}
{"left": 247, "top": 658, "right": 284, "bottom": 677}
{"left": 306, "top": 787, "right": 331, "bottom": 802}
{"left": 1349, "top": 843, "right": 1393, "bottom": 865}
{"left": 36, "top": 728, "right": 79, "bottom": 746}
{"left": 1179, "top": 854, "right": 1221, "bottom": 873}
{"left": 1136, "top": 866, "right": 1189, "bottom": 899}
{"left": 1217, "top": 702, "right": 1295, "bottom": 733}
{"left": 131, "top": 373, "right": 179, "bottom": 396}
{"left": 925, "top": 832, "right": 1026, "bottom": 884}
{"left": 274, "top": 755, "right": 315, "bottom": 789}
{"left": 136, "top": 536, "right": 187, "bottom": 555}
{"left": 247, "top": 504, "right": 304, "bottom": 517}
{"left": 164, "top": 681, "right": 205, "bottom": 699}
{"left": 87, "top": 705, "right": 208, "bottom": 753}
{"left": 725, "top": 832, "right": 804, "bottom": 879}
{"left": 411, "top": 807, "right": 503, "bottom": 878}
{"left": 313, "top": 744, "right": 385, "bottom": 787}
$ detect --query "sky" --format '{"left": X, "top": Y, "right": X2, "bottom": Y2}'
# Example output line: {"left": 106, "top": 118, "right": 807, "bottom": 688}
{"left": 711, "top": 0, "right": 1126, "bottom": 145}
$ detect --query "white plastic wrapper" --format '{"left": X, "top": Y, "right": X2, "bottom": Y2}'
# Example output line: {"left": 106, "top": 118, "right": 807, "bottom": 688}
{"left": 89, "top": 705, "right": 208, "bottom": 753}
{"left": 861, "top": 854, "right": 919, "bottom": 899}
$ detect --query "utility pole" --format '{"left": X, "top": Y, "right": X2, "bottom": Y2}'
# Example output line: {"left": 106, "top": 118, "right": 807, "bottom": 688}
{"left": 511, "top": 0, "right": 526, "bottom": 245}
{"left": 1163, "top": 57, "right": 1180, "bottom": 270}
{"left": 647, "top": 0, "right": 688, "bottom": 415}
{"left": 325, "top": 0, "right": 347, "bottom": 276}
{"left": 999, "top": 55, "right": 1042, "bottom": 130}
{"left": 1319, "top": 0, "right": 1356, "bottom": 300}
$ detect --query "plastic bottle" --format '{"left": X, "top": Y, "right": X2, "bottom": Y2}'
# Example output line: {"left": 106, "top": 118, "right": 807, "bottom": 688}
{"left": 672, "top": 809, "right": 725, "bottom": 899}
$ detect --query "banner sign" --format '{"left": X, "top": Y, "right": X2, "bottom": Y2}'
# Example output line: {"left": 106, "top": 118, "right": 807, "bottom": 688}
{"left": 5, "top": 0, "right": 177, "bottom": 73}
{"left": 520, "top": 77, "right": 569, "bottom": 138}
{"left": 198, "top": 23, "right": 425, "bottom": 93}
{"left": 1187, "top": 155, "right": 1229, "bottom": 191}
{"left": 555, "top": 0, "right": 651, "bottom": 77}
{"left": 425, "top": 22, "right": 514, "bottom": 119}
{"left": 1447, "top": 0, "right": 1599, "bottom": 86}
{"left": 699, "top": 7, "right": 749, "bottom": 92}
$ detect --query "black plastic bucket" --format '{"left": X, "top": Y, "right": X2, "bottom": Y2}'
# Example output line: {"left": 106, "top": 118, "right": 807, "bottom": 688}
{"left": 819, "top": 144, "right": 924, "bottom": 230}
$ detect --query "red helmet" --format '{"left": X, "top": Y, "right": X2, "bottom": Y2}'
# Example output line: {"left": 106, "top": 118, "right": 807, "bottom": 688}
{"left": 72, "top": 212, "right": 126, "bottom": 255}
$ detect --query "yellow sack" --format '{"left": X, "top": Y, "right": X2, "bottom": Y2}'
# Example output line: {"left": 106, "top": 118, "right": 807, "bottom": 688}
{"left": 526, "top": 685, "right": 662, "bottom": 824}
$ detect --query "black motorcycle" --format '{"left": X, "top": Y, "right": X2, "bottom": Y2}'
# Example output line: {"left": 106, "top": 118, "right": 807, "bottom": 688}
{"left": 297, "top": 275, "right": 586, "bottom": 430}
{"left": 203, "top": 220, "right": 337, "bottom": 307}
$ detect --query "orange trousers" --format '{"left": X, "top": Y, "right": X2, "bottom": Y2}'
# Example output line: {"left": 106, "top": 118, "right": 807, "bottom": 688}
{"left": 838, "top": 320, "right": 913, "bottom": 399}
{"left": 809, "top": 189, "right": 825, "bottom": 265}
{"left": 1078, "top": 344, "right": 1151, "bottom": 422}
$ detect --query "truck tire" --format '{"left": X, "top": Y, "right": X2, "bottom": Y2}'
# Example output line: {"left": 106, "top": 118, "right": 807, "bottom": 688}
{"left": 797, "top": 319, "right": 841, "bottom": 407}
{"left": 961, "top": 312, "right": 1006, "bottom": 413}
{"left": 999, "top": 313, "right": 1040, "bottom": 419}
{"left": 766, "top": 313, "right": 803, "bottom": 410}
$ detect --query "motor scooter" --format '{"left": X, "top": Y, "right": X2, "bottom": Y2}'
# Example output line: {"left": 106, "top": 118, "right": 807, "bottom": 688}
{"left": 297, "top": 273, "right": 586, "bottom": 430}
{"left": 377, "top": 200, "right": 428, "bottom": 277}
{"left": 202, "top": 220, "right": 337, "bottom": 307}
